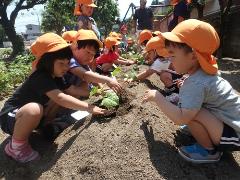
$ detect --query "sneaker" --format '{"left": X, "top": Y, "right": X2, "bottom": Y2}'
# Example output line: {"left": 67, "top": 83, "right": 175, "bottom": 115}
{"left": 5, "top": 140, "right": 40, "bottom": 163}
{"left": 165, "top": 93, "right": 179, "bottom": 105}
{"left": 178, "top": 143, "right": 222, "bottom": 163}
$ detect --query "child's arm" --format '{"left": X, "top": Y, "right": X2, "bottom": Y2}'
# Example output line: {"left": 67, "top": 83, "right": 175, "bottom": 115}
{"left": 46, "top": 89, "right": 106, "bottom": 115}
{"left": 136, "top": 69, "right": 155, "bottom": 81}
{"left": 70, "top": 67, "right": 122, "bottom": 93}
{"left": 142, "top": 90, "right": 199, "bottom": 125}
{"left": 114, "top": 58, "right": 135, "bottom": 65}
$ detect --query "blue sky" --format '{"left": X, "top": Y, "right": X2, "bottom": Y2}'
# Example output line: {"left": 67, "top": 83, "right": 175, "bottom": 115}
{"left": 9, "top": 0, "right": 152, "bottom": 33}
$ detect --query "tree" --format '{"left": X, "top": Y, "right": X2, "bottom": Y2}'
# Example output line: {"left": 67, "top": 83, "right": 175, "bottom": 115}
{"left": 41, "top": 1, "right": 76, "bottom": 34}
{"left": 0, "top": 0, "right": 47, "bottom": 60}
{"left": 0, "top": 25, "right": 5, "bottom": 48}
{"left": 94, "top": 0, "right": 119, "bottom": 36}
{"left": 41, "top": 0, "right": 119, "bottom": 37}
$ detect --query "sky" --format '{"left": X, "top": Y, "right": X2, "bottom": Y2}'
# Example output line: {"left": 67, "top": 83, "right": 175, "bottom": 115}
{"left": 9, "top": 0, "right": 153, "bottom": 33}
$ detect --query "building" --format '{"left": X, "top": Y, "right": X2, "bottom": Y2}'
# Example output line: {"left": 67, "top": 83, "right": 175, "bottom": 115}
{"left": 22, "top": 24, "right": 41, "bottom": 41}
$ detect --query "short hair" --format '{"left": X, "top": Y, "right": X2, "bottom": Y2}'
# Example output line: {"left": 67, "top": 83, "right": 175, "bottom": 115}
{"left": 77, "top": 40, "right": 100, "bottom": 52}
{"left": 165, "top": 39, "right": 193, "bottom": 53}
{"left": 36, "top": 46, "right": 73, "bottom": 74}
{"left": 142, "top": 40, "right": 149, "bottom": 46}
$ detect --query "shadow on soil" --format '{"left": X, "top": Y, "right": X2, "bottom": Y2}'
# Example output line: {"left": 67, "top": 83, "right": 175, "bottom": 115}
{"left": 140, "top": 120, "right": 240, "bottom": 179}
{"left": 0, "top": 118, "right": 93, "bottom": 179}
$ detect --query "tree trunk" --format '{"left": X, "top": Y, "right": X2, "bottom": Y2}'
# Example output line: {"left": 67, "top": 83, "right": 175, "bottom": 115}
{"left": 0, "top": 10, "right": 24, "bottom": 61}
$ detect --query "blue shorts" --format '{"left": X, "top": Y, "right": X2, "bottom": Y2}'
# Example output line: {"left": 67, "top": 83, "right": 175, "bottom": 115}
{"left": 0, "top": 108, "right": 45, "bottom": 135}
{"left": 217, "top": 124, "right": 240, "bottom": 151}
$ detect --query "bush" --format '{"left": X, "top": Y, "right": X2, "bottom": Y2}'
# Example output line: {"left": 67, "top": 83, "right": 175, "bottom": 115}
{"left": 0, "top": 54, "right": 32, "bottom": 98}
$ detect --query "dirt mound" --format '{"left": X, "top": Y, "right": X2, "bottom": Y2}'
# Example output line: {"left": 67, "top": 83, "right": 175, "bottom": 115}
{"left": 0, "top": 61, "right": 240, "bottom": 179}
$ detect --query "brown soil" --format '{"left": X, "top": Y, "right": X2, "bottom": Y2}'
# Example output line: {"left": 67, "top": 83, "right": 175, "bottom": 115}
{"left": 0, "top": 58, "right": 240, "bottom": 179}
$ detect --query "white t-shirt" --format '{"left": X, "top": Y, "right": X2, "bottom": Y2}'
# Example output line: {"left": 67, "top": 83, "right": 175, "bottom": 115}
{"left": 150, "top": 58, "right": 171, "bottom": 73}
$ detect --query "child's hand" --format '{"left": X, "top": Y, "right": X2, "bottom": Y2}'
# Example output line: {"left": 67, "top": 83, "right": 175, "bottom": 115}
{"left": 142, "top": 90, "right": 161, "bottom": 103}
{"left": 88, "top": 105, "right": 107, "bottom": 115}
{"left": 127, "top": 60, "right": 135, "bottom": 65}
{"left": 107, "top": 79, "right": 122, "bottom": 93}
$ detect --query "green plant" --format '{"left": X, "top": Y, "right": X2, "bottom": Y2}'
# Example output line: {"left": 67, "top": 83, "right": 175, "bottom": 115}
{"left": 100, "top": 91, "right": 119, "bottom": 109}
{"left": 124, "top": 69, "right": 137, "bottom": 81}
{"left": 111, "top": 65, "right": 122, "bottom": 77}
{"left": 90, "top": 86, "right": 103, "bottom": 97}
{"left": 0, "top": 54, "right": 31, "bottom": 98}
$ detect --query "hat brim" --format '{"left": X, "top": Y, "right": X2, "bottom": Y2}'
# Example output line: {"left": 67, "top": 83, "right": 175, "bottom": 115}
{"left": 48, "top": 44, "right": 70, "bottom": 53}
{"left": 195, "top": 51, "right": 218, "bottom": 75}
{"left": 87, "top": 3, "right": 97, "bottom": 7}
{"left": 160, "top": 32, "right": 183, "bottom": 43}
{"left": 78, "top": 38, "right": 103, "bottom": 48}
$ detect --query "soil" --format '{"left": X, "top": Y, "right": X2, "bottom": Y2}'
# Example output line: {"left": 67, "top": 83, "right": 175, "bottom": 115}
{"left": 0, "top": 58, "right": 240, "bottom": 179}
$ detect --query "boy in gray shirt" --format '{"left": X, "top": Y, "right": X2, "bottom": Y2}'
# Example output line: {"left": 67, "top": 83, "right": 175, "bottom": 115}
{"left": 143, "top": 19, "right": 240, "bottom": 163}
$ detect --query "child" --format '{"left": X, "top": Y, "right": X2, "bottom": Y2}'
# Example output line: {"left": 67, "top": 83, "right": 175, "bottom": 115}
{"left": 120, "top": 25, "right": 128, "bottom": 50}
{"left": 0, "top": 33, "right": 107, "bottom": 163}
{"left": 96, "top": 37, "right": 135, "bottom": 75}
{"left": 74, "top": 0, "right": 100, "bottom": 39}
{"left": 135, "top": 36, "right": 182, "bottom": 102}
{"left": 63, "top": 29, "right": 122, "bottom": 97}
{"left": 138, "top": 29, "right": 153, "bottom": 46}
{"left": 143, "top": 19, "right": 240, "bottom": 163}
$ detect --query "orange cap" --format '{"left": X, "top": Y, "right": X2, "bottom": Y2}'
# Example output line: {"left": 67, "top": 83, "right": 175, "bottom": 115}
{"left": 104, "top": 37, "right": 121, "bottom": 49}
{"left": 138, "top": 30, "right": 153, "bottom": 45}
{"left": 161, "top": 19, "right": 220, "bottom": 75}
{"left": 74, "top": 0, "right": 97, "bottom": 15}
{"left": 78, "top": 0, "right": 97, "bottom": 7}
{"left": 109, "top": 31, "right": 122, "bottom": 40}
{"left": 74, "top": 29, "right": 103, "bottom": 48}
{"left": 62, "top": 31, "right": 78, "bottom": 43}
{"left": 31, "top": 33, "right": 69, "bottom": 68}
{"left": 170, "top": 0, "right": 180, "bottom": 5}
{"left": 145, "top": 36, "right": 169, "bottom": 57}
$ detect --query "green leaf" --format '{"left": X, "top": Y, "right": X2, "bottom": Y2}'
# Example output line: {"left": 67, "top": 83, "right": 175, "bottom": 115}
{"left": 100, "top": 98, "right": 118, "bottom": 109}
{"left": 111, "top": 66, "right": 122, "bottom": 77}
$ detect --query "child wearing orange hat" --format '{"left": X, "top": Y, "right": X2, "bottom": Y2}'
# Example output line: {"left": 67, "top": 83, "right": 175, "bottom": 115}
{"left": 138, "top": 29, "right": 153, "bottom": 46}
{"left": 74, "top": 0, "right": 100, "bottom": 39}
{"left": 134, "top": 36, "right": 182, "bottom": 104}
{"left": 96, "top": 37, "right": 135, "bottom": 75}
{"left": 143, "top": 19, "right": 240, "bottom": 163}
{"left": 0, "top": 33, "right": 107, "bottom": 163}
{"left": 63, "top": 29, "right": 122, "bottom": 97}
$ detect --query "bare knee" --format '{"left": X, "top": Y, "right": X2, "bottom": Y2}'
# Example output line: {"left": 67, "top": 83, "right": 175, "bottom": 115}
{"left": 191, "top": 108, "right": 224, "bottom": 145}
{"left": 16, "top": 103, "right": 43, "bottom": 121}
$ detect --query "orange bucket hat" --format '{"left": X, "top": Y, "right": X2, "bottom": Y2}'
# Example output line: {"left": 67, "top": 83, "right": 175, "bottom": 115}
{"left": 74, "top": 0, "right": 97, "bottom": 15}
{"left": 104, "top": 37, "right": 121, "bottom": 49}
{"left": 31, "top": 33, "right": 69, "bottom": 68}
{"left": 109, "top": 32, "right": 122, "bottom": 40}
{"left": 138, "top": 30, "right": 153, "bottom": 45}
{"left": 161, "top": 19, "right": 220, "bottom": 75}
{"left": 62, "top": 31, "right": 78, "bottom": 43}
{"left": 145, "top": 36, "right": 169, "bottom": 57}
{"left": 74, "top": 29, "right": 103, "bottom": 48}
